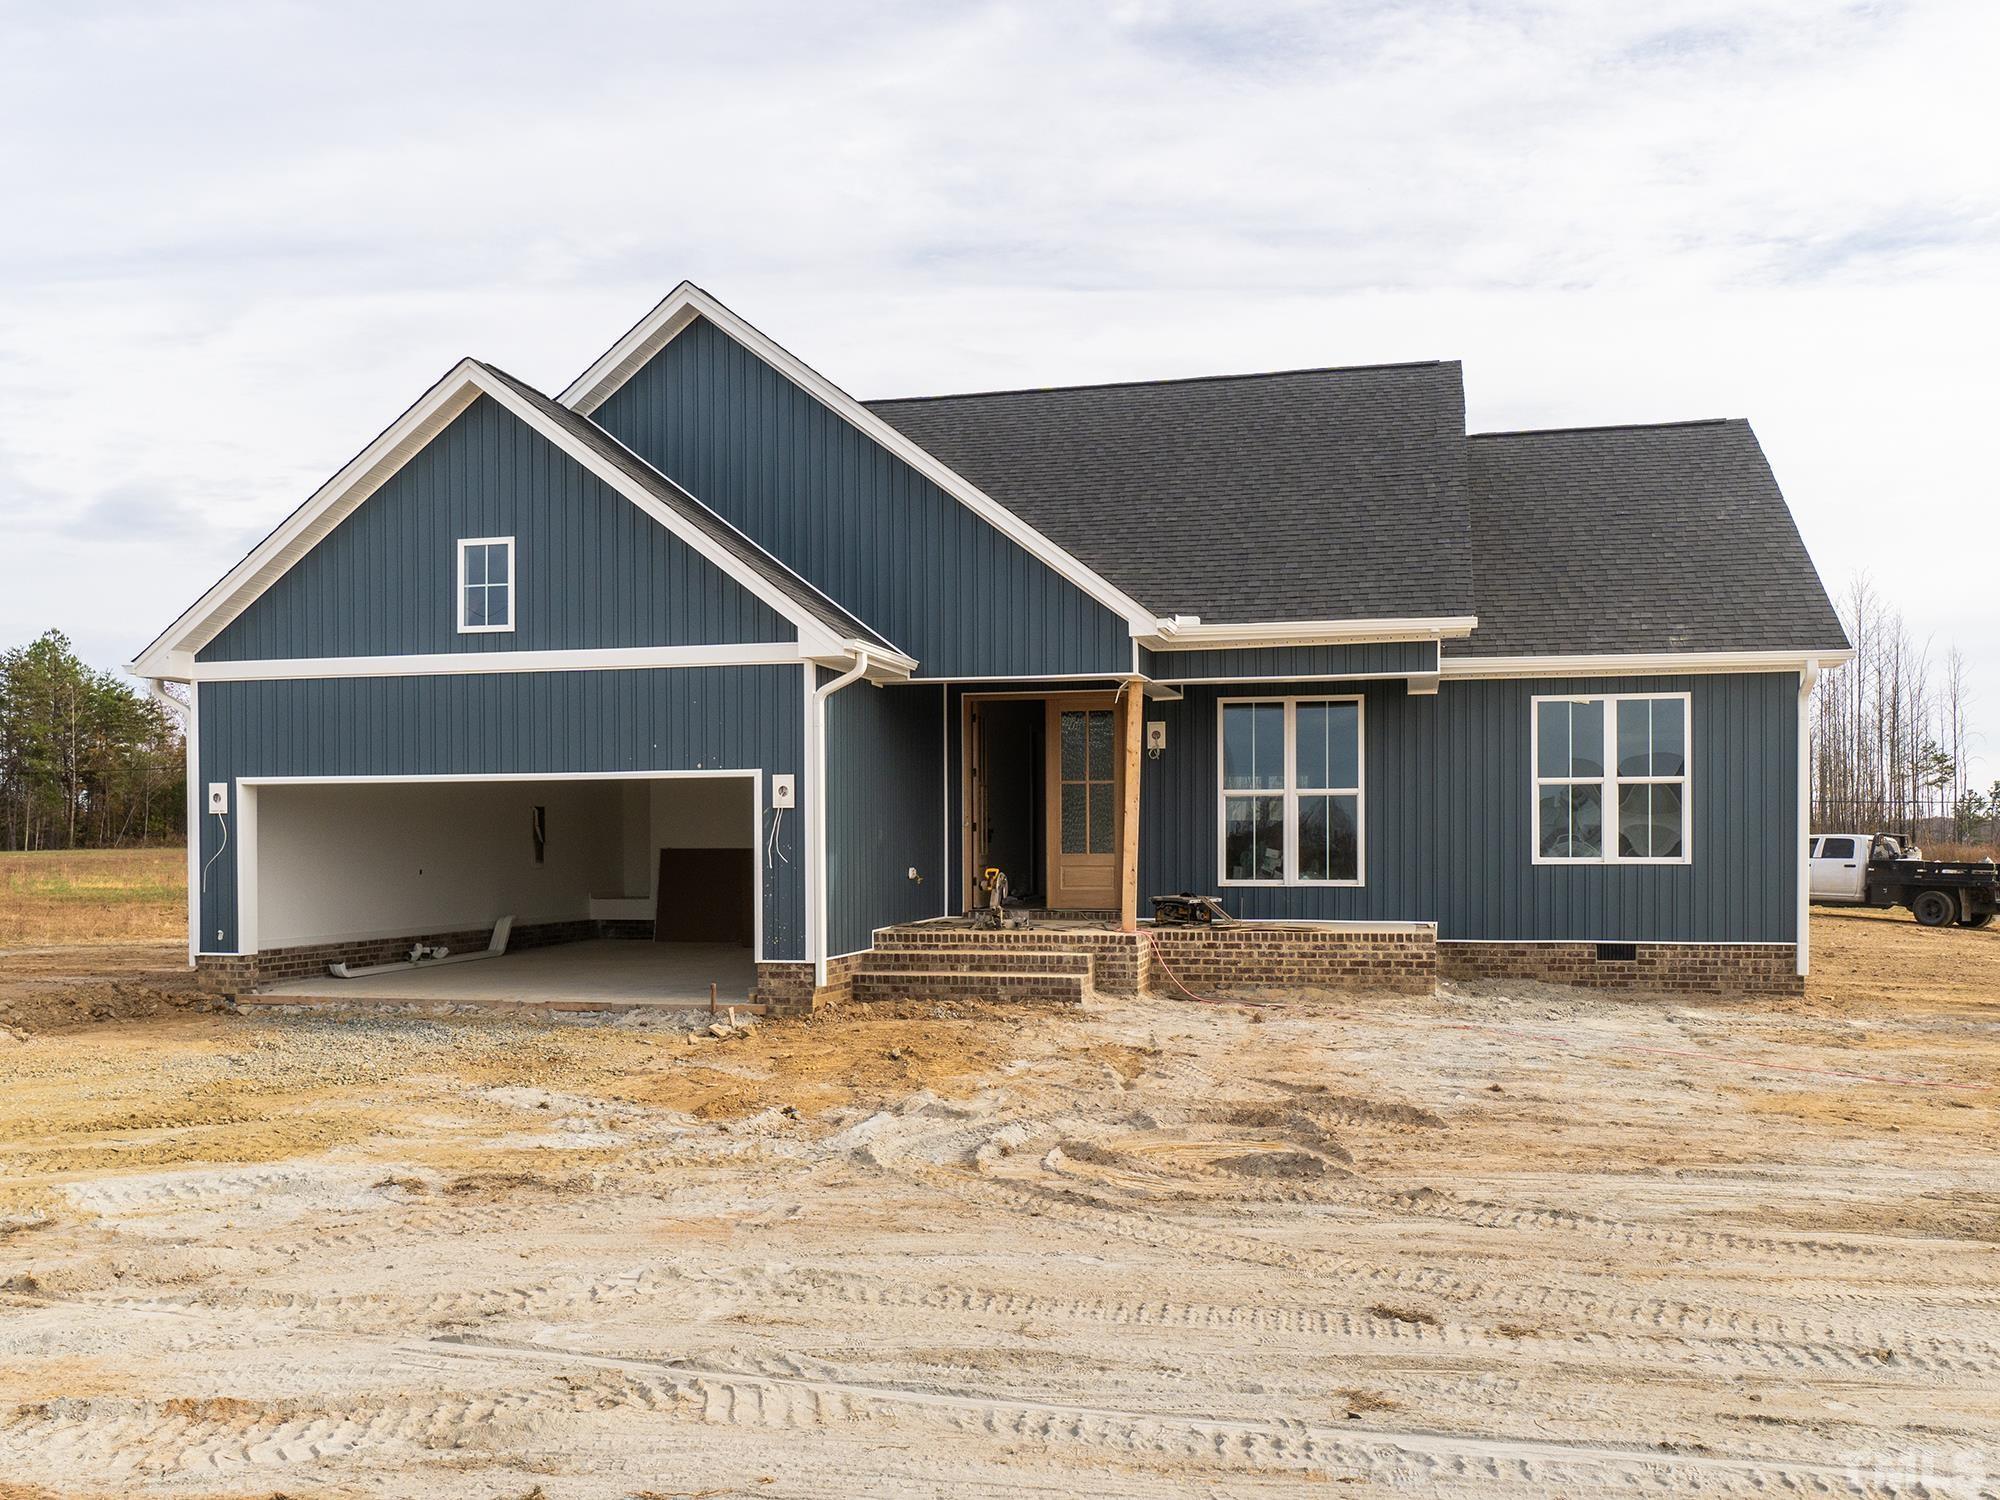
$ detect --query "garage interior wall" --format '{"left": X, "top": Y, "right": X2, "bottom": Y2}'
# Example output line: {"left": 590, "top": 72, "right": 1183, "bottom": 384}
{"left": 254, "top": 777, "right": 761, "bottom": 951}
{"left": 255, "top": 780, "right": 628, "bottom": 948}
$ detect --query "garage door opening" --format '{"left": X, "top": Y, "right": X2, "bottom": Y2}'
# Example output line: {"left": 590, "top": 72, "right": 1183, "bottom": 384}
{"left": 238, "top": 773, "right": 760, "bottom": 1007}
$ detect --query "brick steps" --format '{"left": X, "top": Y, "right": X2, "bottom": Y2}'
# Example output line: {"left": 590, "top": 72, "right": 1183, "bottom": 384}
{"left": 850, "top": 968, "right": 1086, "bottom": 1005}
{"left": 860, "top": 949, "right": 1092, "bottom": 977}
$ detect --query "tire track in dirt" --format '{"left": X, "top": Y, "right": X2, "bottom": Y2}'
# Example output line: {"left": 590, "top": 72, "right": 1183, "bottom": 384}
{"left": 14, "top": 1333, "right": 1923, "bottom": 1497}
{"left": 52, "top": 1260, "right": 1960, "bottom": 1387}
{"left": 422, "top": 1334, "right": 1969, "bottom": 1496}
{"left": 901, "top": 1166, "right": 2000, "bottom": 1375}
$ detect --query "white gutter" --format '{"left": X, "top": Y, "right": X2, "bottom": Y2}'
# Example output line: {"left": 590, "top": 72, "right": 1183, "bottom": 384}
{"left": 1140, "top": 615, "right": 1478, "bottom": 650}
{"left": 1797, "top": 658, "right": 1821, "bottom": 978}
{"left": 1441, "top": 648, "right": 1855, "bottom": 680}
{"left": 809, "top": 650, "right": 871, "bottom": 987}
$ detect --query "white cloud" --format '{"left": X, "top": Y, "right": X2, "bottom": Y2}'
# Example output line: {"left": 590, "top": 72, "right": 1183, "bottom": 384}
{"left": 1, "top": 0, "right": 1994, "bottom": 769}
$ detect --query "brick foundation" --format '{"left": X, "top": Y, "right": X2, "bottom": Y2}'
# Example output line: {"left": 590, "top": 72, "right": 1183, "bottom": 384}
{"left": 1439, "top": 941, "right": 1803, "bottom": 996}
{"left": 195, "top": 918, "right": 652, "bottom": 991}
{"left": 1146, "top": 923, "right": 1437, "bottom": 996}
{"left": 850, "top": 920, "right": 1438, "bottom": 1002}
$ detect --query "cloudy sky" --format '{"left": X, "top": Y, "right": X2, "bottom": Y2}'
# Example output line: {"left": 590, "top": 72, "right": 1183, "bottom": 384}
{"left": 3, "top": 1, "right": 1994, "bottom": 770}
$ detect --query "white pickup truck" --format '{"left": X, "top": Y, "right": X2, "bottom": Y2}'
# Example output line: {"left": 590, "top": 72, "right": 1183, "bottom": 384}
{"left": 1808, "top": 833, "right": 1998, "bottom": 928}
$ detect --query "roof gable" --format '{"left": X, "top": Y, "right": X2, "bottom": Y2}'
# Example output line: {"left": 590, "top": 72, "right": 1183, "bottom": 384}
{"left": 559, "top": 282, "right": 1158, "bottom": 634}
{"left": 133, "top": 360, "right": 908, "bottom": 678}
{"left": 199, "top": 391, "right": 795, "bottom": 662}
{"left": 584, "top": 314, "right": 1141, "bottom": 678}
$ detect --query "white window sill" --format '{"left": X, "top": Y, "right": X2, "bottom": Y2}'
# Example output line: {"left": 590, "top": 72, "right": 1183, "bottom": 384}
{"left": 1220, "top": 878, "right": 1367, "bottom": 889}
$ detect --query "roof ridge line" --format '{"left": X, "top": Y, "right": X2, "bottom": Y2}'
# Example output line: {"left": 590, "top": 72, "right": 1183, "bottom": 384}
{"left": 866, "top": 359, "right": 1457, "bottom": 405}
{"left": 1471, "top": 417, "right": 1738, "bottom": 440}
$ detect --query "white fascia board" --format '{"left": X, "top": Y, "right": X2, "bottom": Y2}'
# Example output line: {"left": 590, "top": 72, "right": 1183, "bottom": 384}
{"left": 186, "top": 642, "right": 809, "bottom": 682}
{"left": 556, "top": 283, "right": 1160, "bottom": 634}
{"left": 132, "top": 361, "right": 881, "bottom": 680}
{"left": 1440, "top": 648, "right": 1855, "bottom": 680}
{"left": 1140, "top": 616, "right": 1478, "bottom": 650}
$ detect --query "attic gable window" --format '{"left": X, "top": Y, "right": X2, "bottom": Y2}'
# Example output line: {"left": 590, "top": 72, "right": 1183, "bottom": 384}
{"left": 457, "top": 537, "right": 515, "bottom": 634}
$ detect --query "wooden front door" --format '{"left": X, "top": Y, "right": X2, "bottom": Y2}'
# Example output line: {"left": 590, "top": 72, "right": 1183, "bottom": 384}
{"left": 1045, "top": 696, "right": 1120, "bottom": 909}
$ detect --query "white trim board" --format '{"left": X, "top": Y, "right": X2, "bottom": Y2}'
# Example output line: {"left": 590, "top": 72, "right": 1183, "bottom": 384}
{"left": 555, "top": 281, "right": 1161, "bottom": 635}
{"left": 1142, "top": 616, "right": 1476, "bottom": 650}
{"left": 188, "top": 643, "right": 810, "bottom": 682}
{"left": 1441, "top": 649, "right": 1853, "bottom": 680}
{"left": 129, "top": 359, "right": 907, "bottom": 682}
{"left": 222, "top": 769, "right": 769, "bottom": 963}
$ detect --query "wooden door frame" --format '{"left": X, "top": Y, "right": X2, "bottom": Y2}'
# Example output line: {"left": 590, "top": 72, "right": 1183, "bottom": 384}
{"left": 961, "top": 689, "right": 1129, "bottom": 913}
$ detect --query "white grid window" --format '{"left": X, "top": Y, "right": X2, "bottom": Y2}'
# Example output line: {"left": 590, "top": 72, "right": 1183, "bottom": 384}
{"left": 457, "top": 536, "right": 515, "bottom": 634}
{"left": 1532, "top": 693, "right": 1691, "bottom": 865}
{"left": 1218, "top": 696, "right": 1365, "bottom": 886}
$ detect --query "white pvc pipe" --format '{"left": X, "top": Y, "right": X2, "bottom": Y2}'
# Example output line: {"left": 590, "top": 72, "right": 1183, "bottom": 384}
{"left": 329, "top": 916, "right": 515, "bottom": 978}
{"left": 810, "top": 652, "right": 871, "bottom": 986}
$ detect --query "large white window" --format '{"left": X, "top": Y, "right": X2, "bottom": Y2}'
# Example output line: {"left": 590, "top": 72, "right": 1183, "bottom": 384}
{"left": 1218, "top": 696, "right": 1364, "bottom": 886}
{"left": 1532, "top": 693, "right": 1691, "bottom": 864}
{"left": 457, "top": 536, "right": 515, "bottom": 634}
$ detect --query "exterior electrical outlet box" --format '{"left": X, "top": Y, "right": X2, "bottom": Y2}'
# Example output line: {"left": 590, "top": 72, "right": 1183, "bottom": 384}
{"left": 770, "top": 774, "right": 796, "bottom": 809}
{"left": 1145, "top": 721, "right": 1167, "bottom": 752}
{"left": 206, "top": 783, "right": 229, "bottom": 815}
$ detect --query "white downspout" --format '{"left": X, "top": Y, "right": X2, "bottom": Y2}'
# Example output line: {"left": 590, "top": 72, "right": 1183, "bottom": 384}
{"left": 143, "top": 678, "right": 199, "bottom": 969}
{"left": 1797, "top": 658, "right": 1820, "bottom": 979}
{"left": 811, "top": 651, "right": 871, "bottom": 988}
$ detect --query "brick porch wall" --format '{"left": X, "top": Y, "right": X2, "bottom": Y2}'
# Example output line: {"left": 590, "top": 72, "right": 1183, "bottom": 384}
{"left": 752, "top": 952, "right": 868, "bottom": 1016}
{"left": 1147, "top": 923, "right": 1437, "bottom": 996}
{"left": 1439, "top": 941, "right": 1803, "bottom": 996}
{"left": 195, "top": 918, "right": 652, "bottom": 991}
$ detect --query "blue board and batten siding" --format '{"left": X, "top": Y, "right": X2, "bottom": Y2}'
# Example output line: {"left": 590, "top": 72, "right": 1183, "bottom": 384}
{"left": 824, "top": 680, "right": 948, "bottom": 956}
{"left": 1138, "top": 672, "right": 1799, "bottom": 944}
{"left": 197, "top": 669, "right": 807, "bottom": 960}
{"left": 1140, "top": 641, "right": 1437, "bottom": 681}
{"left": 591, "top": 317, "right": 1132, "bottom": 678}
{"left": 202, "top": 394, "right": 792, "bottom": 661}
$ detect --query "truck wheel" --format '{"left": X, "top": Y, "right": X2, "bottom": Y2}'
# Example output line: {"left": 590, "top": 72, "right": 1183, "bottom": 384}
{"left": 1961, "top": 911, "right": 1993, "bottom": 929}
{"left": 1910, "top": 889, "right": 1957, "bottom": 927}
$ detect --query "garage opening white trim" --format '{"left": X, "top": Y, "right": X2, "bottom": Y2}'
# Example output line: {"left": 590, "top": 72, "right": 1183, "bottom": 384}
{"left": 227, "top": 770, "right": 768, "bottom": 963}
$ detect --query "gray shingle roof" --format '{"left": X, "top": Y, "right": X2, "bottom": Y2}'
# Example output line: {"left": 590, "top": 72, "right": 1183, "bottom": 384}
{"left": 866, "top": 363, "right": 1476, "bottom": 625}
{"left": 478, "top": 363, "right": 897, "bottom": 653}
{"left": 1458, "top": 419, "right": 1849, "bottom": 657}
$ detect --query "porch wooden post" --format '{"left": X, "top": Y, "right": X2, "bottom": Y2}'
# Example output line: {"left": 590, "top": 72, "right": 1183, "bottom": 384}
{"left": 1119, "top": 677, "right": 1143, "bottom": 933}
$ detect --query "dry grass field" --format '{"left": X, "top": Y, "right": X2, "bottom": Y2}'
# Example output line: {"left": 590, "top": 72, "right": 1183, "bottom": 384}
{"left": 0, "top": 848, "right": 184, "bottom": 949}
{"left": 0, "top": 881, "right": 1995, "bottom": 1495}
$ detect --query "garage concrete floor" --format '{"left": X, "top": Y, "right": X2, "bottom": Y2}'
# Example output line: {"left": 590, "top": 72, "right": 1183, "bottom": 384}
{"left": 255, "top": 939, "right": 758, "bottom": 1009}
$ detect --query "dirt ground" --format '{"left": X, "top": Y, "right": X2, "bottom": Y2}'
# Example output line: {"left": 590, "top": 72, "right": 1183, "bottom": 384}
{"left": 2, "top": 910, "right": 1996, "bottom": 1497}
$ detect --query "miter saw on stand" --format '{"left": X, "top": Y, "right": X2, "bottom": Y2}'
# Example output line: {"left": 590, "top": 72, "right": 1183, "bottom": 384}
{"left": 968, "top": 866, "right": 1033, "bottom": 930}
